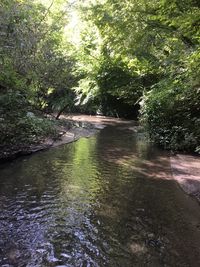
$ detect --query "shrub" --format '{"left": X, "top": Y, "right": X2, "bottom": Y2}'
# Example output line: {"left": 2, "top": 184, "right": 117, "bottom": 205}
{"left": 140, "top": 79, "right": 200, "bottom": 153}
{"left": 0, "top": 91, "right": 57, "bottom": 149}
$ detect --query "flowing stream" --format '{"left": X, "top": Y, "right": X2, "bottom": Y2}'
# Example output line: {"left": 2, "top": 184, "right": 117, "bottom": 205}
{"left": 0, "top": 123, "right": 200, "bottom": 267}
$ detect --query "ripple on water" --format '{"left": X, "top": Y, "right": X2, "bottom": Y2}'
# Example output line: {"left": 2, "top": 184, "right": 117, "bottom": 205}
{"left": 0, "top": 127, "right": 200, "bottom": 266}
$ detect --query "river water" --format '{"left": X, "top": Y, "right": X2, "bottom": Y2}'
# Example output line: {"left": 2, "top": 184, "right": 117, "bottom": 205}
{"left": 0, "top": 123, "right": 200, "bottom": 267}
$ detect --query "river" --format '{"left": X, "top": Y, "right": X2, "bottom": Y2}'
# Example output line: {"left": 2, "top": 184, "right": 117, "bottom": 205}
{"left": 0, "top": 123, "right": 200, "bottom": 266}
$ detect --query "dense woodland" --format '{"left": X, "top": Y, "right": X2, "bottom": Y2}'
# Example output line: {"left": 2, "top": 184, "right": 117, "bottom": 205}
{"left": 0, "top": 0, "right": 200, "bottom": 154}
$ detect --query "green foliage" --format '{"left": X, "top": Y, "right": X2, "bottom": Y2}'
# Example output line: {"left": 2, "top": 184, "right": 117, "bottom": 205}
{"left": 73, "top": 0, "right": 163, "bottom": 117}
{"left": 137, "top": 0, "right": 200, "bottom": 153}
{"left": 0, "top": 0, "right": 199, "bottom": 154}
{"left": 0, "top": 91, "right": 57, "bottom": 149}
{"left": 0, "top": 0, "right": 78, "bottom": 153}
{"left": 0, "top": 0, "right": 78, "bottom": 109}
{"left": 0, "top": 116, "right": 57, "bottom": 148}
{"left": 141, "top": 79, "right": 200, "bottom": 153}
{"left": 73, "top": 0, "right": 200, "bottom": 152}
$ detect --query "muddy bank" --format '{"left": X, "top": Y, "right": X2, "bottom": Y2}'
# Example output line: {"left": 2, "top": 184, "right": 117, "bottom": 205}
{"left": 171, "top": 154, "right": 200, "bottom": 202}
{"left": 60, "top": 113, "right": 138, "bottom": 127}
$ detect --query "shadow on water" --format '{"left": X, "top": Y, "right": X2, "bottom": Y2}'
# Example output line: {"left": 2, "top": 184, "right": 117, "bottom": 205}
{"left": 0, "top": 124, "right": 200, "bottom": 267}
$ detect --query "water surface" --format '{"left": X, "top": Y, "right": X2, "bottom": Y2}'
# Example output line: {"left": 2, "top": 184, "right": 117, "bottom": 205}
{"left": 0, "top": 124, "right": 200, "bottom": 267}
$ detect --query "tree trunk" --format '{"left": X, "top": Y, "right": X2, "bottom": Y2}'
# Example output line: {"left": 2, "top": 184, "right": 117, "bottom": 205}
{"left": 56, "top": 105, "right": 68, "bottom": 120}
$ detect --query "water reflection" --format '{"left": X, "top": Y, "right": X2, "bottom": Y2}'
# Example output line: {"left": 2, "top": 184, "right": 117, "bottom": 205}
{"left": 0, "top": 125, "right": 200, "bottom": 266}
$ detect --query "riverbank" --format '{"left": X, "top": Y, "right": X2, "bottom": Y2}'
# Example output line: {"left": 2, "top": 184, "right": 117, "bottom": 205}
{"left": 1, "top": 114, "right": 199, "bottom": 205}
{"left": 170, "top": 154, "right": 200, "bottom": 202}
{"left": 0, "top": 114, "right": 135, "bottom": 163}
{"left": 0, "top": 116, "right": 99, "bottom": 162}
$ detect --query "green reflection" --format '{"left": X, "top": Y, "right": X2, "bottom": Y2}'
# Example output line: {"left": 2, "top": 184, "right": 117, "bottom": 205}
{"left": 59, "top": 137, "right": 101, "bottom": 203}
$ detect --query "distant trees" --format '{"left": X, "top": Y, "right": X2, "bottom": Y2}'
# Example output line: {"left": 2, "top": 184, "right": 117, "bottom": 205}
{"left": 0, "top": 0, "right": 199, "bottom": 152}
{"left": 73, "top": 0, "right": 200, "bottom": 152}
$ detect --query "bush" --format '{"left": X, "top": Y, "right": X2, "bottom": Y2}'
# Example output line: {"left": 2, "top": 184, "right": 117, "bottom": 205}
{"left": 0, "top": 91, "right": 57, "bottom": 149}
{"left": 0, "top": 115, "right": 57, "bottom": 148}
{"left": 140, "top": 79, "right": 200, "bottom": 153}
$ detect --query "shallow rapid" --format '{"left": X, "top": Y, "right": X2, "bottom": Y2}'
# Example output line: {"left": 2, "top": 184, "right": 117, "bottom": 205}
{"left": 0, "top": 124, "right": 200, "bottom": 267}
